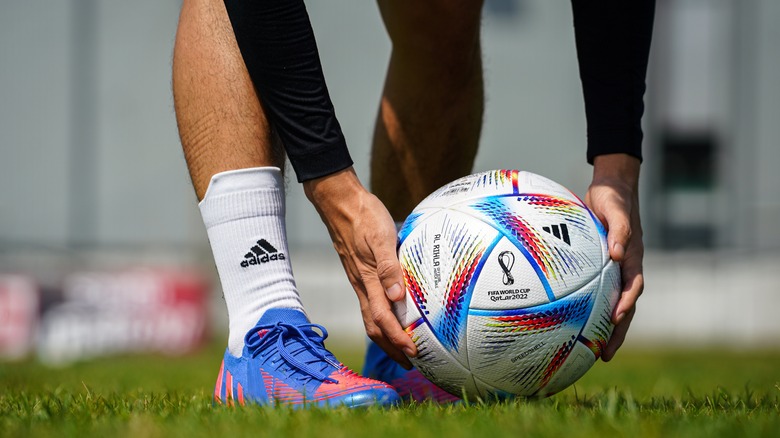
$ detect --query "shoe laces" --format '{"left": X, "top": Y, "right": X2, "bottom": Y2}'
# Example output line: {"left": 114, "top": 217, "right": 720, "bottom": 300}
{"left": 245, "top": 322, "right": 341, "bottom": 384}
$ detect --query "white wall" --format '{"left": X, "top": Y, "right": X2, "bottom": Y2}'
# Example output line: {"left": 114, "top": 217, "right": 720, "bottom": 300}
{"left": 0, "top": 2, "right": 74, "bottom": 247}
{"left": 1, "top": 0, "right": 778, "bottom": 253}
{"left": 93, "top": 1, "right": 199, "bottom": 246}
{"left": 753, "top": 0, "right": 780, "bottom": 248}
{"left": 0, "top": 1, "right": 201, "bottom": 251}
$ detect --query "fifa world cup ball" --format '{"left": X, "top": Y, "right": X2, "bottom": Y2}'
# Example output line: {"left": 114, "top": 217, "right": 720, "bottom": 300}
{"left": 394, "top": 170, "right": 620, "bottom": 399}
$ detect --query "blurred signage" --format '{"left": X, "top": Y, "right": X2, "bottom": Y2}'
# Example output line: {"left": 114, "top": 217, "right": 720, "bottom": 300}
{"left": 0, "top": 275, "right": 39, "bottom": 360}
{"left": 0, "top": 269, "right": 209, "bottom": 365}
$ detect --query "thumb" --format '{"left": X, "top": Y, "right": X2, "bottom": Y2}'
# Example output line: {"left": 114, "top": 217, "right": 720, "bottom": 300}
{"left": 374, "top": 248, "right": 406, "bottom": 302}
{"left": 602, "top": 201, "right": 632, "bottom": 263}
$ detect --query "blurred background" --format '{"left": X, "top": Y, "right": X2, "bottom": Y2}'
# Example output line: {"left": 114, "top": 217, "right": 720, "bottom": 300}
{"left": 1, "top": 0, "right": 778, "bottom": 364}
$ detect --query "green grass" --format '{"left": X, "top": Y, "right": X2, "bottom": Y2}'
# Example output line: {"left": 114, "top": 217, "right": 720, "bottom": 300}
{"left": 1, "top": 342, "right": 778, "bottom": 438}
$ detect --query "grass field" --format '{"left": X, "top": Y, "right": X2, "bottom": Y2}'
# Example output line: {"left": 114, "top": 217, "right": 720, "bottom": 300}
{"left": 1, "top": 341, "right": 778, "bottom": 437}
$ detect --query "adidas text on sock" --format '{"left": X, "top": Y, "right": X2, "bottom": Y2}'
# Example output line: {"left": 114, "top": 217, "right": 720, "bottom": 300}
{"left": 198, "top": 166, "right": 305, "bottom": 356}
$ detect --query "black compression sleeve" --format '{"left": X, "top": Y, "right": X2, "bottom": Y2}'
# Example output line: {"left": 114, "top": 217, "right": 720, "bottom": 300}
{"left": 572, "top": 0, "right": 655, "bottom": 164}
{"left": 223, "top": 0, "right": 352, "bottom": 182}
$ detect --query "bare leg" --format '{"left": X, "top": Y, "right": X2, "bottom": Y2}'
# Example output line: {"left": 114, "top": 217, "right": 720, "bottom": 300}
{"left": 371, "top": 0, "right": 485, "bottom": 220}
{"left": 173, "top": 0, "right": 284, "bottom": 200}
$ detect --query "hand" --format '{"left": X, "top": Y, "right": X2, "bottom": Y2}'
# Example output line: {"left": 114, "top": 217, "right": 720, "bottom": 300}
{"left": 304, "top": 167, "right": 417, "bottom": 368}
{"left": 585, "top": 154, "right": 644, "bottom": 362}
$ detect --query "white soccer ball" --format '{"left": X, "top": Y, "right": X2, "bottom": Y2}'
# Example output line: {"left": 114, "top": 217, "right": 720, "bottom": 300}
{"left": 394, "top": 169, "right": 620, "bottom": 399}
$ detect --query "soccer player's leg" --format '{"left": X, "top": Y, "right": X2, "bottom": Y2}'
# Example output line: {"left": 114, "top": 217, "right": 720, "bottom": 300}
{"left": 365, "top": 0, "right": 485, "bottom": 403}
{"left": 173, "top": 0, "right": 399, "bottom": 408}
{"left": 370, "top": 0, "right": 485, "bottom": 220}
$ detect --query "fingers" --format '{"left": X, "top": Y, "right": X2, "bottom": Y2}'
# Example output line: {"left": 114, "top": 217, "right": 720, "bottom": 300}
{"left": 358, "top": 296, "right": 414, "bottom": 369}
{"left": 357, "top": 210, "right": 418, "bottom": 364}
{"left": 602, "top": 306, "right": 635, "bottom": 362}
{"left": 601, "top": 197, "right": 631, "bottom": 263}
{"left": 613, "top": 266, "right": 644, "bottom": 324}
{"left": 352, "top": 266, "right": 414, "bottom": 368}
{"left": 364, "top": 204, "right": 406, "bottom": 302}
{"left": 375, "top": 256, "right": 405, "bottom": 302}
{"left": 365, "top": 322, "right": 414, "bottom": 369}
{"left": 345, "top": 257, "right": 415, "bottom": 367}
{"left": 604, "top": 245, "right": 643, "bottom": 362}
{"left": 363, "top": 268, "right": 418, "bottom": 355}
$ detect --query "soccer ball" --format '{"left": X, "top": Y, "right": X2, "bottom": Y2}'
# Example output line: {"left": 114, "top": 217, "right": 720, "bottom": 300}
{"left": 394, "top": 169, "right": 620, "bottom": 399}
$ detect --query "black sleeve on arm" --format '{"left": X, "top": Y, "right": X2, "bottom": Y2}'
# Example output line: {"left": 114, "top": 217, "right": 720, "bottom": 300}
{"left": 223, "top": 0, "right": 352, "bottom": 182}
{"left": 571, "top": 0, "right": 655, "bottom": 164}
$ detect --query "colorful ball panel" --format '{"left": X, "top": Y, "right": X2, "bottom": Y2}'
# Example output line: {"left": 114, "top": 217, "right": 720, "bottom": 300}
{"left": 465, "top": 276, "right": 600, "bottom": 396}
{"left": 395, "top": 170, "right": 620, "bottom": 400}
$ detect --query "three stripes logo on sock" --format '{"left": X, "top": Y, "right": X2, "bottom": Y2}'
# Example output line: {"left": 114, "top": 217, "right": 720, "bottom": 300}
{"left": 240, "top": 239, "right": 286, "bottom": 268}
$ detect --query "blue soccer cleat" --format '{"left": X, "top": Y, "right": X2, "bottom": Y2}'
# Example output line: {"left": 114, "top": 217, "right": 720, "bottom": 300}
{"left": 214, "top": 309, "right": 400, "bottom": 408}
{"left": 362, "top": 340, "right": 460, "bottom": 404}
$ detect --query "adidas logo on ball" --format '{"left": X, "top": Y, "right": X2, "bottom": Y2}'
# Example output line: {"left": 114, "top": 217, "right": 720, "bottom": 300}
{"left": 240, "top": 239, "right": 286, "bottom": 267}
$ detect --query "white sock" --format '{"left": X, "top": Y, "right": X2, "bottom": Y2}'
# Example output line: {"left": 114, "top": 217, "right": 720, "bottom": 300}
{"left": 198, "top": 166, "right": 305, "bottom": 356}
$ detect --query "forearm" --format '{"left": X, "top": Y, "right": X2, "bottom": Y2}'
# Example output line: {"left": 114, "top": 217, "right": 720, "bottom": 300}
{"left": 223, "top": 0, "right": 353, "bottom": 182}
{"left": 572, "top": 0, "right": 655, "bottom": 164}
